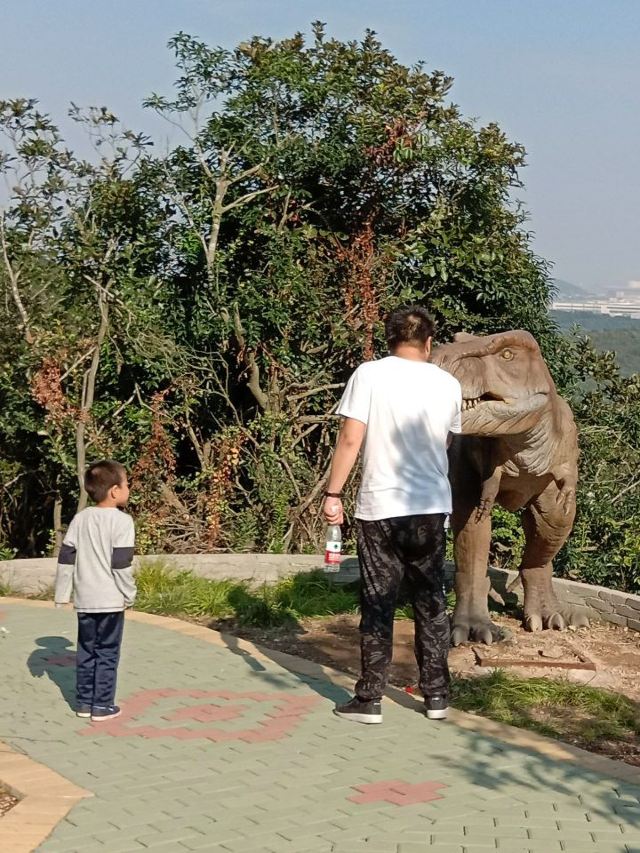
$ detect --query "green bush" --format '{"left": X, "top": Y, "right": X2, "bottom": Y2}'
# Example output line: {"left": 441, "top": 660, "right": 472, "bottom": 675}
{"left": 489, "top": 507, "right": 525, "bottom": 570}
{"left": 555, "top": 342, "right": 640, "bottom": 592}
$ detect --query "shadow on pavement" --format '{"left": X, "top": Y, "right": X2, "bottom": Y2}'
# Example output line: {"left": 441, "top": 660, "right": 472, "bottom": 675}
{"left": 27, "top": 636, "right": 76, "bottom": 710}
{"left": 202, "top": 574, "right": 356, "bottom": 707}
{"left": 216, "top": 626, "right": 351, "bottom": 707}
{"left": 442, "top": 723, "right": 640, "bottom": 849}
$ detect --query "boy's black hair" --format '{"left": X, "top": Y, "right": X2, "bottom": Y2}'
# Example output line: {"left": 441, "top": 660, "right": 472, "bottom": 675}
{"left": 84, "top": 460, "right": 127, "bottom": 503}
{"left": 385, "top": 304, "right": 436, "bottom": 350}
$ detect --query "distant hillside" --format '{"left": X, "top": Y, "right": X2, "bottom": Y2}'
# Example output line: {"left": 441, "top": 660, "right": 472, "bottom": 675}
{"left": 551, "top": 278, "right": 596, "bottom": 300}
{"left": 550, "top": 310, "right": 640, "bottom": 375}
{"left": 588, "top": 329, "right": 640, "bottom": 376}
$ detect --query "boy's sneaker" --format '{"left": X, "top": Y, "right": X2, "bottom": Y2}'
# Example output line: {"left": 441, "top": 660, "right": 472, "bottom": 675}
{"left": 424, "top": 695, "right": 448, "bottom": 720}
{"left": 76, "top": 704, "right": 92, "bottom": 718}
{"left": 334, "top": 696, "right": 382, "bottom": 724}
{"left": 91, "top": 705, "right": 121, "bottom": 722}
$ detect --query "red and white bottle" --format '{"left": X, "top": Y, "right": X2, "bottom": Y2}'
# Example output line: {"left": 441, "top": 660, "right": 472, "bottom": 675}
{"left": 324, "top": 524, "right": 342, "bottom": 572}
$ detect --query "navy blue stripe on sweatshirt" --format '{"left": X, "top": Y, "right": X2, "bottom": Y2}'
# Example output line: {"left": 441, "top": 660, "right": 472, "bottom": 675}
{"left": 58, "top": 543, "right": 77, "bottom": 565}
{"left": 111, "top": 547, "right": 134, "bottom": 570}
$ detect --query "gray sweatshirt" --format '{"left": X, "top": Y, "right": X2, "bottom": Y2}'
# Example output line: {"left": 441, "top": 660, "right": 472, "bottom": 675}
{"left": 54, "top": 507, "right": 136, "bottom": 612}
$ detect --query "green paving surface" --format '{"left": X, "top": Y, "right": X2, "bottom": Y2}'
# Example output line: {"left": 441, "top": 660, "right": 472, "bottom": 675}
{"left": 2, "top": 601, "right": 640, "bottom": 852}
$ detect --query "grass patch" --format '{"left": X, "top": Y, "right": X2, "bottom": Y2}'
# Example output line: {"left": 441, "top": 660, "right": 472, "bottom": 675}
{"left": 396, "top": 590, "right": 456, "bottom": 620}
{"left": 134, "top": 563, "right": 451, "bottom": 627}
{"left": 0, "top": 580, "right": 15, "bottom": 596}
{"left": 452, "top": 669, "right": 640, "bottom": 744}
{"left": 26, "top": 584, "right": 55, "bottom": 600}
{"left": 134, "top": 563, "right": 361, "bottom": 627}
{"left": 0, "top": 579, "right": 53, "bottom": 599}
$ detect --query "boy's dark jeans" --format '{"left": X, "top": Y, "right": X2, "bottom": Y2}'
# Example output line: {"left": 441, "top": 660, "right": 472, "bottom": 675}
{"left": 355, "top": 513, "right": 450, "bottom": 702}
{"left": 76, "top": 611, "right": 125, "bottom": 708}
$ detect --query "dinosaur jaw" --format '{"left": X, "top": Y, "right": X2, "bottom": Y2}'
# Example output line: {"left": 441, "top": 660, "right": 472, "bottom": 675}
{"left": 460, "top": 392, "right": 549, "bottom": 435}
{"left": 461, "top": 391, "right": 505, "bottom": 412}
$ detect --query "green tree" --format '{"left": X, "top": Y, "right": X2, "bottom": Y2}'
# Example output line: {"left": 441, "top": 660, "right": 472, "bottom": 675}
{"left": 139, "top": 25, "right": 557, "bottom": 551}
{"left": 0, "top": 100, "right": 178, "bottom": 553}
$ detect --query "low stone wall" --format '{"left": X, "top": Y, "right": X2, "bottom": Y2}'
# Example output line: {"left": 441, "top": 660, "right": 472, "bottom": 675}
{"left": 2, "top": 554, "right": 639, "bottom": 631}
{"left": 0, "top": 553, "right": 361, "bottom": 596}
{"left": 486, "top": 566, "right": 640, "bottom": 631}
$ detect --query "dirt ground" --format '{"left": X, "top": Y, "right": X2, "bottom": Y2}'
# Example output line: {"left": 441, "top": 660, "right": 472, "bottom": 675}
{"left": 210, "top": 611, "right": 640, "bottom": 764}
{"left": 215, "top": 611, "right": 640, "bottom": 699}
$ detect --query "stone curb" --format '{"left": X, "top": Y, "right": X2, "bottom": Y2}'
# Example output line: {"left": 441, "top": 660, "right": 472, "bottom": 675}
{"left": 0, "top": 740, "right": 91, "bottom": 853}
{"left": 3, "top": 596, "right": 640, "bottom": 789}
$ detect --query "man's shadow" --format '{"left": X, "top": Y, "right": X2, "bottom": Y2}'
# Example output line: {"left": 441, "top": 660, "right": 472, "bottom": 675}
{"left": 213, "top": 583, "right": 353, "bottom": 706}
{"left": 27, "top": 636, "right": 76, "bottom": 710}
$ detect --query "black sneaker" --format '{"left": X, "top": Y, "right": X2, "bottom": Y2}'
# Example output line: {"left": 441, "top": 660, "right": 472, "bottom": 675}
{"left": 91, "top": 705, "right": 121, "bottom": 722}
{"left": 76, "top": 704, "right": 92, "bottom": 718}
{"left": 334, "top": 696, "right": 382, "bottom": 724}
{"left": 424, "top": 695, "right": 448, "bottom": 720}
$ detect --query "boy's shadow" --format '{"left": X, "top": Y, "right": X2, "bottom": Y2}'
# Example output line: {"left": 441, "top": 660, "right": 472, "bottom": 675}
{"left": 27, "top": 637, "right": 76, "bottom": 710}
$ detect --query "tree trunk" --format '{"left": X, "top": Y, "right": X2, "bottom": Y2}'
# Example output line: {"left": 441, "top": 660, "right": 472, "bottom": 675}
{"left": 76, "top": 292, "right": 109, "bottom": 511}
{"left": 52, "top": 493, "right": 63, "bottom": 557}
{"left": 0, "top": 215, "right": 34, "bottom": 344}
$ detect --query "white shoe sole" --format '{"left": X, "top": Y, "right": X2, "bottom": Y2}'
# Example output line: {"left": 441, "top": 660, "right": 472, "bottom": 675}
{"left": 333, "top": 710, "right": 382, "bottom": 724}
{"left": 425, "top": 708, "right": 448, "bottom": 720}
{"left": 91, "top": 710, "right": 122, "bottom": 722}
{"left": 76, "top": 712, "right": 91, "bottom": 718}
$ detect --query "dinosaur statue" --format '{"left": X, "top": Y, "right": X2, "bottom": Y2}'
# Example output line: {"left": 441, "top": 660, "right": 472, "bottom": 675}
{"left": 432, "top": 330, "right": 587, "bottom": 645}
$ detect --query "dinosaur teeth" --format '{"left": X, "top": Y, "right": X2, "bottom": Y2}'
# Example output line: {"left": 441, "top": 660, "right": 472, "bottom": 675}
{"left": 463, "top": 397, "right": 481, "bottom": 411}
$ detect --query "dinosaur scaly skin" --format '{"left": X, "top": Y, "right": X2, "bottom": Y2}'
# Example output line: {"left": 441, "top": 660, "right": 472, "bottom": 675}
{"left": 432, "top": 330, "right": 587, "bottom": 645}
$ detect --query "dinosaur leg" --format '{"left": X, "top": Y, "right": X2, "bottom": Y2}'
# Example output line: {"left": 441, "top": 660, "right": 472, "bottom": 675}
{"left": 451, "top": 494, "right": 500, "bottom": 646}
{"left": 476, "top": 468, "right": 501, "bottom": 522}
{"left": 520, "top": 481, "right": 587, "bottom": 631}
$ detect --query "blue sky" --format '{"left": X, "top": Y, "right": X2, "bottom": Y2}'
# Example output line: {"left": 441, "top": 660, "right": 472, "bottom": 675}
{"left": 3, "top": 0, "right": 639, "bottom": 291}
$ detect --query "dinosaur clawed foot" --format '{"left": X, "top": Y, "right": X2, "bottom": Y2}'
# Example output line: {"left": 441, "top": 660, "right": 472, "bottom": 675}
{"left": 524, "top": 608, "right": 589, "bottom": 633}
{"left": 451, "top": 616, "right": 503, "bottom": 646}
{"left": 525, "top": 612, "right": 559, "bottom": 632}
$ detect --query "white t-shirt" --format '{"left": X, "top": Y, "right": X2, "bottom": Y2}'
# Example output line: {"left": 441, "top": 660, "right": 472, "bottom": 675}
{"left": 336, "top": 356, "right": 462, "bottom": 521}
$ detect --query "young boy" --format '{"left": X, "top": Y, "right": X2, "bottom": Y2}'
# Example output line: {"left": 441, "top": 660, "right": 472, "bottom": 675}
{"left": 54, "top": 460, "right": 136, "bottom": 721}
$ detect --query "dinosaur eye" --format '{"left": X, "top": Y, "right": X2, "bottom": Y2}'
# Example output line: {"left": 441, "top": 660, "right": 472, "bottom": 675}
{"left": 502, "top": 349, "right": 514, "bottom": 361}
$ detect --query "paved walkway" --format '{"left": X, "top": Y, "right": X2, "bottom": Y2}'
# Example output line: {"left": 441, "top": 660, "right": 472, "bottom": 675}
{"left": 3, "top": 600, "right": 640, "bottom": 853}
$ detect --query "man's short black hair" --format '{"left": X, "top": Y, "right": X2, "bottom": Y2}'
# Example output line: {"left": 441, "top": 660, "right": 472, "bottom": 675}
{"left": 84, "top": 460, "right": 127, "bottom": 503}
{"left": 385, "top": 304, "right": 436, "bottom": 350}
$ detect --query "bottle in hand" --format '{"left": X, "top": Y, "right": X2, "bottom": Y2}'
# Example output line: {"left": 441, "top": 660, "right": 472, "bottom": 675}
{"left": 324, "top": 524, "right": 342, "bottom": 573}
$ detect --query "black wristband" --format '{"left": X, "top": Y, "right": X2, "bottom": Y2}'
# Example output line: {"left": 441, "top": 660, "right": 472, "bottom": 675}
{"left": 324, "top": 491, "right": 343, "bottom": 498}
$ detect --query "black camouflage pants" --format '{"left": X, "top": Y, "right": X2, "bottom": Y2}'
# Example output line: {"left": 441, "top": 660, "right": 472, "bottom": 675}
{"left": 355, "top": 514, "right": 450, "bottom": 702}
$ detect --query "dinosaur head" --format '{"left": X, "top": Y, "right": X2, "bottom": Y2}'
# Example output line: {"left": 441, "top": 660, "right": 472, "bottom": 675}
{"left": 432, "top": 330, "right": 555, "bottom": 435}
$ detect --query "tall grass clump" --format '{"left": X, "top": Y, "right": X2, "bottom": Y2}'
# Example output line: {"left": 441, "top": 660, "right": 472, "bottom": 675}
{"left": 453, "top": 669, "right": 640, "bottom": 744}
{"left": 134, "top": 563, "right": 360, "bottom": 627}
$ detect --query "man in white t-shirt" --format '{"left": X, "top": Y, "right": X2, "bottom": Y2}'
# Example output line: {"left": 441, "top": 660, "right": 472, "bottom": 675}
{"left": 323, "top": 305, "right": 462, "bottom": 724}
